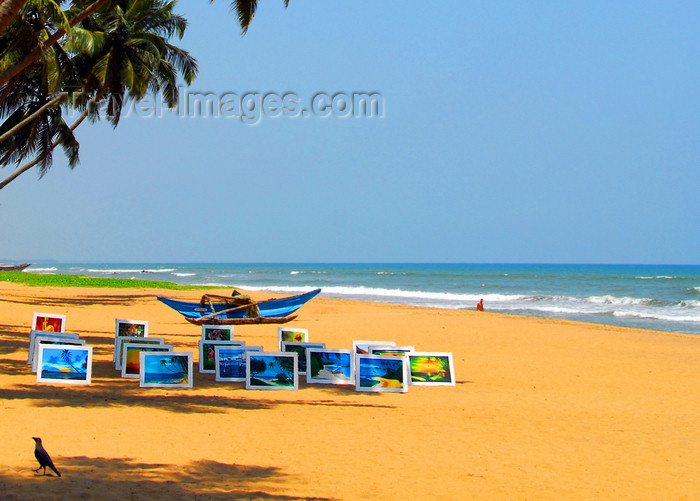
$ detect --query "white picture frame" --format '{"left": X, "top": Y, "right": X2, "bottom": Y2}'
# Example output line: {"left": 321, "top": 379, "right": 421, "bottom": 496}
{"left": 37, "top": 345, "right": 93, "bottom": 385}
{"left": 407, "top": 352, "right": 456, "bottom": 386}
{"left": 121, "top": 343, "right": 173, "bottom": 379}
{"left": 277, "top": 327, "right": 308, "bottom": 350}
{"left": 32, "top": 313, "right": 66, "bottom": 333}
{"left": 115, "top": 318, "right": 149, "bottom": 339}
{"left": 139, "top": 351, "right": 193, "bottom": 388}
{"left": 246, "top": 351, "right": 298, "bottom": 390}
{"left": 199, "top": 340, "right": 245, "bottom": 373}
{"left": 355, "top": 354, "right": 408, "bottom": 393}
{"left": 352, "top": 340, "right": 396, "bottom": 355}
{"left": 215, "top": 345, "right": 263, "bottom": 382}
{"left": 32, "top": 336, "right": 86, "bottom": 373}
{"left": 114, "top": 336, "right": 165, "bottom": 369}
{"left": 369, "top": 345, "right": 415, "bottom": 356}
{"left": 281, "top": 341, "right": 326, "bottom": 375}
{"left": 201, "top": 324, "right": 234, "bottom": 341}
{"left": 28, "top": 331, "right": 80, "bottom": 364}
{"left": 305, "top": 348, "right": 355, "bottom": 385}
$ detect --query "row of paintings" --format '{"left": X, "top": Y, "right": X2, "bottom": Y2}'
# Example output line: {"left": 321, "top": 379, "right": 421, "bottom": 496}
{"left": 226, "top": 351, "right": 453, "bottom": 392}
{"left": 110, "top": 319, "right": 190, "bottom": 386}
{"left": 28, "top": 314, "right": 454, "bottom": 391}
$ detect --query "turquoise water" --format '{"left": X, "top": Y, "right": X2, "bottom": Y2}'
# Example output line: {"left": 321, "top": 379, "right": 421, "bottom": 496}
{"left": 27, "top": 263, "right": 700, "bottom": 335}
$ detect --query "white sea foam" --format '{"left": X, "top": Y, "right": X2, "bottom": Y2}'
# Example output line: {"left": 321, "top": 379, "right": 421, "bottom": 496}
{"left": 235, "top": 284, "right": 525, "bottom": 305}
{"left": 588, "top": 295, "right": 654, "bottom": 306}
{"left": 87, "top": 268, "right": 141, "bottom": 274}
{"left": 192, "top": 282, "right": 237, "bottom": 288}
{"left": 613, "top": 310, "right": 700, "bottom": 323}
{"left": 28, "top": 267, "right": 57, "bottom": 273}
{"left": 86, "top": 268, "right": 175, "bottom": 274}
{"left": 173, "top": 272, "right": 195, "bottom": 277}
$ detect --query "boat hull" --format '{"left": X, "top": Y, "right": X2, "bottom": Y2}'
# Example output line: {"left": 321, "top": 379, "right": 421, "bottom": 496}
{"left": 0, "top": 263, "right": 31, "bottom": 272}
{"left": 157, "top": 288, "right": 321, "bottom": 325}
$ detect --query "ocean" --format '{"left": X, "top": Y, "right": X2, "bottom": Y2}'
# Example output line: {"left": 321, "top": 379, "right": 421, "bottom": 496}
{"left": 26, "top": 263, "right": 700, "bottom": 335}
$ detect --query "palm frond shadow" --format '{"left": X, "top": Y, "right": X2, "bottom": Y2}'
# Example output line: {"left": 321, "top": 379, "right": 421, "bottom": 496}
{"left": 0, "top": 294, "right": 157, "bottom": 308}
{"left": 0, "top": 457, "right": 333, "bottom": 500}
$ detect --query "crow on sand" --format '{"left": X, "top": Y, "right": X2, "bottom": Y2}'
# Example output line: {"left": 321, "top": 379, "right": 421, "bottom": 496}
{"left": 32, "top": 437, "right": 61, "bottom": 477}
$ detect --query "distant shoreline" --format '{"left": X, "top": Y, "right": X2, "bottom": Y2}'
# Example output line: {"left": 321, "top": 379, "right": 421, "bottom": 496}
{"left": 3, "top": 263, "right": 700, "bottom": 335}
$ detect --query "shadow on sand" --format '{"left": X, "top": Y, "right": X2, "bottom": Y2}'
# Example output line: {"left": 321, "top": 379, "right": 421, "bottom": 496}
{"left": 0, "top": 457, "right": 332, "bottom": 500}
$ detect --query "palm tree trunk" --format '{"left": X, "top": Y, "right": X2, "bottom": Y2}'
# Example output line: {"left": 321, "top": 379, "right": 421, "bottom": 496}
{"left": 0, "top": 0, "right": 110, "bottom": 90}
{"left": 0, "top": 92, "right": 65, "bottom": 143}
{"left": 0, "top": 106, "right": 88, "bottom": 191}
{"left": 0, "top": 0, "right": 28, "bottom": 36}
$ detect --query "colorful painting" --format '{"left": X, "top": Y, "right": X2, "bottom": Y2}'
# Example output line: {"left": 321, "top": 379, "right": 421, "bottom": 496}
{"left": 28, "top": 331, "right": 80, "bottom": 364}
{"left": 32, "top": 337, "right": 86, "bottom": 373}
{"left": 407, "top": 352, "right": 456, "bottom": 386}
{"left": 281, "top": 342, "right": 325, "bottom": 374}
{"left": 37, "top": 345, "right": 92, "bottom": 385}
{"left": 115, "top": 319, "right": 148, "bottom": 338}
{"left": 32, "top": 313, "right": 66, "bottom": 333}
{"left": 278, "top": 327, "right": 308, "bottom": 350}
{"left": 246, "top": 352, "right": 298, "bottom": 390}
{"left": 114, "top": 337, "right": 165, "bottom": 369}
{"left": 215, "top": 345, "right": 262, "bottom": 382}
{"left": 139, "top": 352, "right": 193, "bottom": 388}
{"left": 199, "top": 340, "right": 245, "bottom": 373}
{"left": 353, "top": 340, "right": 396, "bottom": 354}
{"left": 355, "top": 354, "right": 408, "bottom": 393}
{"left": 369, "top": 346, "right": 415, "bottom": 356}
{"left": 306, "top": 349, "right": 355, "bottom": 385}
{"left": 121, "top": 343, "right": 173, "bottom": 378}
{"left": 202, "top": 325, "right": 234, "bottom": 341}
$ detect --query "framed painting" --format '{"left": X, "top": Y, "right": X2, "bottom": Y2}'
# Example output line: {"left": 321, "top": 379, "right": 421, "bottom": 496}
{"left": 215, "top": 345, "right": 262, "bottom": 382}
{"left": 139, "top": 351, "right": 193, "bottom": 388}
{"left": 246, "top": 352, "right": 298, "bottom": 390}
{"left": 114, "top": 337, "right": 165, "bottom": 369}
{"left": 37, "top": 345, "right": 93, "bottom": 385}
{"left": 121, "top": 343, "right": 173, "bottom": 379}
{"left": 201, "top": 325, "right": 234, "bottom": 341}
{"left": 352, "top": 340, "right": 396, "bottom": 355}
{"left": 407, "top": 352, "right": 456, "bottom": 386}
{"left": 305, "top": 348, "right": 355, "bottom": 385}
{"left": 28, "top": 331, "right": 80, "bottom": 364}
{"left": 32, "top": 313, "right": 66, "bottom": 333}
{"left": 369, "top": 346, "right": 415, "bottom": 356}
{"left": 277, "top": 327, "right": 308, "bottom": 350}
{"left": 115, "top": 319, "right": 148, "bottom": 339}
{"left": 199, "top": 340, "right": 245, "bottom": 373}
{"left": 32, "top": 336, "right": 86, "bottom": 373}
{"left": 355, "top": 354, "right": 408, "bottom": 393}
{"left": 281, "top": 341, "right": 325, "bottom": 375}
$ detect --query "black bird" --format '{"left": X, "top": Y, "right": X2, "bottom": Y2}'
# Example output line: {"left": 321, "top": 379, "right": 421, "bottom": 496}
{"left": 32, "top": 437, "right": 61, "bottom": 477}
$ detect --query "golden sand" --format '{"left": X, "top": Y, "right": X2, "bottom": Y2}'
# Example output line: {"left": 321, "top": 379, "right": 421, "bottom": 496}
{"left": 1, "top": 282, "right": 699, "bottom": 500}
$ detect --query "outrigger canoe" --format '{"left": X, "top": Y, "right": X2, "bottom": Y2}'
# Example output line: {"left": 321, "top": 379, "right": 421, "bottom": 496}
{"left": 0, "top": 263, "right": 31, "bottom": 271}
{"left": 157, "top": 288, "right": 321, "bottom": 325}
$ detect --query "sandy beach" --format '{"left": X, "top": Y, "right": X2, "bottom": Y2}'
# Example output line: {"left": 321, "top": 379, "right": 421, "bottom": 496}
{"left": 1, "top": 281, "right": 699, "bottom": 500}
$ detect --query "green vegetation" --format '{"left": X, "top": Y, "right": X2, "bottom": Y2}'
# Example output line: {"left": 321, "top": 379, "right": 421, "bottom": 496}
{"left": 0, "top": 271, "right": 210, "bottom": 289}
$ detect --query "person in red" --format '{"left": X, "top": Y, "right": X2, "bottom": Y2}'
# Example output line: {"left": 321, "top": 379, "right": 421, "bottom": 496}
{"left": 476, "top": 298, "right": 484, "bottom": 311}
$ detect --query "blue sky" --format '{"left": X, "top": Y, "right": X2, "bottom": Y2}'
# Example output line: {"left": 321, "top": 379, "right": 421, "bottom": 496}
{"left": 1, "top": 1, "right": 698, "bottom": 264}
